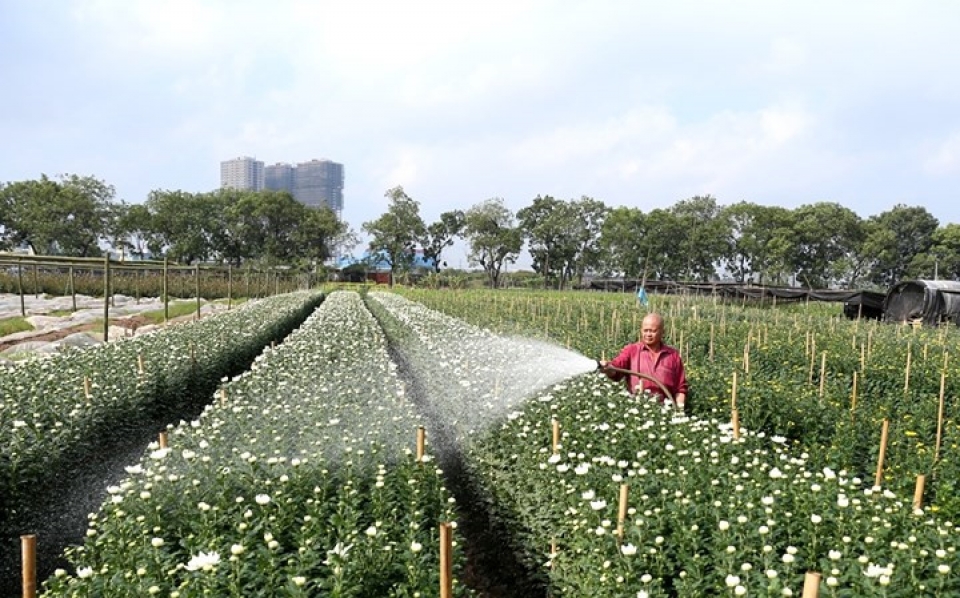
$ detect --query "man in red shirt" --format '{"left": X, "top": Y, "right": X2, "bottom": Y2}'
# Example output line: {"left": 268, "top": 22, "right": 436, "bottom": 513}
{"left": 599, "top": 312, "right": 688, "bottom": 409}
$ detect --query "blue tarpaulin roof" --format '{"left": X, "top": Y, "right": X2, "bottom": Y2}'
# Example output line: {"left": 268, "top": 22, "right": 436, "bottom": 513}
{"left": 335, "top": 249, "right": 435, "bottom": 272}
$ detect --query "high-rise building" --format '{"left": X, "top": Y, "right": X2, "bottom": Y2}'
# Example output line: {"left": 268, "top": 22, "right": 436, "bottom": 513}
{"left": 265, "top": 162, "right": 295, "bottom": 194}
{"left": 223, "top": 156, "right": 345, "bottom": 218}
{"left": 292, "top": 159, "right": 344, "bottom": 217}
{"left": 220, "top": 156, "right": 264, "bottom": 191}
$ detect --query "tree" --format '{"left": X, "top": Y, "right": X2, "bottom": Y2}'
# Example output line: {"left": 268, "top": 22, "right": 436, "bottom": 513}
{"left": 362, "top": 186, "right": 427, "bottom": 286}
{"left": 295, "top": 204, "right": 346, "bottom": 265}
{"left": 722, "top": 202, "right": 795, "bottom": 284}
{"left": 422, "top": 209, "right": 465, "bottom": 273}
{"left": 598, "top": 206, "right": 647, "bottom": 278}
{"left": 912, "top": 224, "right": 960, "bottom": 281}
{"left": 146, "top": 189, "right": 218, "bottom": 263}
{"left": 115, "top": 203, "right": 156, "bottom": 259}
{"left": 2, "top": 174, "right": 113, "bottom": 256}
{"left": 565, "top": 196, "right": 608, "bottom": 287}
{"left": 792, "top": 202, "right": 863, "bottom": 288}
{"left": 670, "top": 195, "right": 730, "bottom": 281}
{"left": 463, "top": 198, "right": 523, "bottom": 288}
{"left": 517, "top": 195, "right": 577, "bottom": 288}
{"left": 866, "top": 204, "right": 939, "bottom": 286}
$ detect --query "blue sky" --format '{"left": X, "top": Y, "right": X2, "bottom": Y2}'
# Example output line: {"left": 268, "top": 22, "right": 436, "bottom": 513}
{"left": 2, "top": 1, "right": 959, "bottom": 267}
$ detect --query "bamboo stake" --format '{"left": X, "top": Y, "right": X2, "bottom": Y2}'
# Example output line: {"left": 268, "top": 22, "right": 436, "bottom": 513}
{"left": 732, "top": 408, "right": 740, "bottom": 440}
{"left": 552, "top": 419, "right": 561, "bottom": 454}
{"left": 904, "top": 344, "right": 912, "bottom": 395}
{"left": 913, "top": 475, "right": 926, "bottom": 510}
{"left": 935, "top": 372, "right": 947, "bottom": 463}
{"left": 22, "top": 534, "right": 36, "bottom": 598}
{"left": 219, "top": 387, "right": 227, "bottom": 408}
{"left": 416, "top": 426, "right": 426, "bottom": 462}
{"left": 83, "top": 376, "right": 91, "bottom": 403}
{"left": 709, "top": 323, "right": 715, "bottom": 362}
{"left": 818, "top": 352, "right": 827, "bottom": 398}
{"left": 860, "top": 343, "right": 866, "bottom": 373}
{"left": 137, "top": 353, "right": 145, "bottom": 377}
{"left": 802, "top": 571, "right": 821, "bottom": 598}
{"left": 850, "top": 372, "right": 858, "bottom": 421}
{"left": 743, "top": 342, "right": 750, "bottom": 376}
{"left": 158, "top": 431, "right": 168, "bottom": 449}
{"left": 731, "top": 371, "right": 738, "bottom": 411}
{"left": 439, "top": 523, "right": 453, "bottom": 598}
{"left": 875, "top": 419, "right": 890, "bottom": 488}
{"left": 616, "top": 484, "right": 629, "bottom": 540}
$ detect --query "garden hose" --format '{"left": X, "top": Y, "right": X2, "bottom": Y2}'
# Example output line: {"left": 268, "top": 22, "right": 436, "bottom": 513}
{"left": 596, "top": 362, "right": 676, "bottom": 405}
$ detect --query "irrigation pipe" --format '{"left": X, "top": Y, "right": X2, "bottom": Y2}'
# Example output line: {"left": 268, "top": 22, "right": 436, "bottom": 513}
{"left": 598, "top": 364, "right": 676, "bottom": 405}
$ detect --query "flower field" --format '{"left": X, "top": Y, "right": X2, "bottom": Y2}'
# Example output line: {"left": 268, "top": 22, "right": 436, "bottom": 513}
{"left": 13, "top": 287, "right": 960, "bottom": 596}
{"left": 41, "top": 291, "right": 468, "bottom": 597}
{"left": 1, "top": 291, "right": 323, "bottom": 519}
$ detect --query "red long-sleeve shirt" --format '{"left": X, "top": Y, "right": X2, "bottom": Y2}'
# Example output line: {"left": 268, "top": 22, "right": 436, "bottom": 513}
{"left": 607, "top": 342, "right": 688, "bottom": 401}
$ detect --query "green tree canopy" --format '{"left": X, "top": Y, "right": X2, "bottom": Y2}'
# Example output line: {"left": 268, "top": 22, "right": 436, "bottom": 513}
{"left": 464, "top": 198, "right": 523, "bottom": 288}
{"left": 362, "top": 186, "right": 427, "bottom": 285}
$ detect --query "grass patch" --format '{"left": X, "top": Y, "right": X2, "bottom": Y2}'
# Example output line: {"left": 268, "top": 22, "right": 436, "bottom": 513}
{"left": 138, "top": 301, "right": 201, "bottom": 325}
{"left": 0, "top": 317, "right": 34, "bottom": 336}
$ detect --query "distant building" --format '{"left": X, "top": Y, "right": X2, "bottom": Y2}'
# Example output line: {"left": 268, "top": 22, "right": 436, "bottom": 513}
{"left": 220, "top": 156, "right": 264, "bottom": 191}
{"left": 291, "top": 159, "right": 344, "bottom": 217}
{"left": 224, "top": 156, "right": 345, "bottom": 218}
{"left": 264, "top": 162, "right": 295, "bottom": 195}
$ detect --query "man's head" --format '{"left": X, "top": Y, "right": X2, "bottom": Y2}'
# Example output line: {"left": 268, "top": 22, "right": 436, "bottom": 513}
{"left": 640, "top": 313, "right": 664, "bottom": 349}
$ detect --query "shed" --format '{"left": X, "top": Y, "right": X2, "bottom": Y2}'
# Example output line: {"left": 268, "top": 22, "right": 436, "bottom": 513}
{"left": 882, "top": 280, "right": 960, "bottom": 326}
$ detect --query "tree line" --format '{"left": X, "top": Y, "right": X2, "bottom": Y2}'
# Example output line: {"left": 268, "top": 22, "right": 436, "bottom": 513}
{"left": 365, "top": 187, "right": 958, "bottom": 290}
{"left": 0, "top": 174, "right": 346, "bottom": 267}
{"left": 2, "top": 174, "right": 956, "bottom": 290}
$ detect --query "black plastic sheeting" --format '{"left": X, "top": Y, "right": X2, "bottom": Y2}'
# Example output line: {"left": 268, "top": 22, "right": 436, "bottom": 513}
{"left": 585, "top": 279, "right": 885, "bottom": 316}
{"left": 882, "top": 280, "right": 960, "bottom": 326}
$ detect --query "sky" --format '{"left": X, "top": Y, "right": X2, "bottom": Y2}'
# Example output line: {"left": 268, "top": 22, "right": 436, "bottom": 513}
{"left": 2, "top": 0, "right": 960, "bottom": 268}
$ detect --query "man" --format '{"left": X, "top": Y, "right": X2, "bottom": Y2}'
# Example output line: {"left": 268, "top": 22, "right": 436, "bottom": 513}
{"left": 598, "top": 312, "right": 688, "bottom": 409}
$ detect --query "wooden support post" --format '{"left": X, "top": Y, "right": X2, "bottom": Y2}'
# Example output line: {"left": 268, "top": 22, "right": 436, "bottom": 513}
{"left": 158, "top": 431, "right": 168, "bottom": 449}
{"left": 616, "top": 484, "right": 629, "bottom": 540}
{"left": 195, "top": 264, "right": 201, "bottom": 320}
{"left": 913, "top": 475, "right": 926, "bottom": 510}
{"left": 802, "top": 571, "right": 821, "bottom": 598}
{"left": 416, "top": 426, "right": 426, "bottom": 462}
{"left": 83, "top": 376, "right": 91, "bottom": 404}
{"left": 163, "top": 257, "right": 169, "bottom": 323}
{"left": 732, "top": 408, "right": 740, "bottom": 440}
{"left": 21, "top": 534, "right": 36, "bottom": 598}
{"left": 439, "top": 523, "right": 453, "bottom": 598}
{"left": 103, "top": 255, "right": 111, "bottom": 342}
{"left": 137, "top": 353, "right": 145, "bottom": 376}
{"left": 69, "top": 265, "right": 76, "bottom": 312}
{"left": 219, "top": 387, "right": 227, "bottom": 408}
{"left": 875, "top": 419, "right": 890, "bottom": 488}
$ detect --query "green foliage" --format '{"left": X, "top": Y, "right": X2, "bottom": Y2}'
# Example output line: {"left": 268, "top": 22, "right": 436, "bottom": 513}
{"left": 362, "top": 186, "right": 428, "bottom": 285}
{"left": 0, "top": 316, "right": 33, "bottom": 336}
{"left": 463, "top": 198, "right": 523, "bottom": 288}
